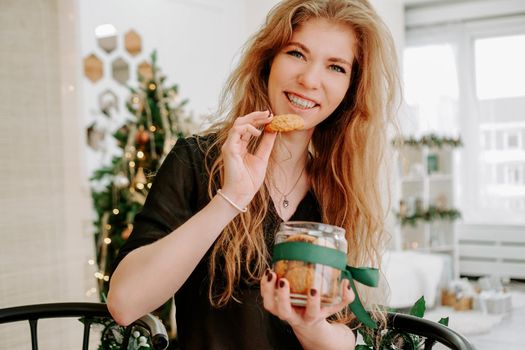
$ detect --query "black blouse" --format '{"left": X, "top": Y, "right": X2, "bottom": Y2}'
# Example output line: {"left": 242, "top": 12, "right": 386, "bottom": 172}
{"left": 113, "top": 135, "right": 322, "bottom": 350}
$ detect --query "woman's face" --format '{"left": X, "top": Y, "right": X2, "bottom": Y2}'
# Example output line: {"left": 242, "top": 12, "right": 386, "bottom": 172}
{"left": 268, "top": 18, "right": 356, "bottom": 130}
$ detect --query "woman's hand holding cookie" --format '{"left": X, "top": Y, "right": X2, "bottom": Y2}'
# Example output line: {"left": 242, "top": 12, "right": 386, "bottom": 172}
{"left": 221, "top": 111, "right": 277, "bottom": 208}
{"left": 260, "top": 269, "right": 355, "bottom": 329}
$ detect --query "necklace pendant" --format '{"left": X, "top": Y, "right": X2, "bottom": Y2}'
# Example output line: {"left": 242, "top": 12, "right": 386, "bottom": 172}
{"left": 283, "top": 199, "right": 289, "bottom": 208}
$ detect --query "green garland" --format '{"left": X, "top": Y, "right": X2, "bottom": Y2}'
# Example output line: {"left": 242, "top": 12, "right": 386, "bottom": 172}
{"left": 79, "top": 317, "right": 153, "bottom": 350}
{"left": 395, "top": 207, "right": 462, "bottom": 227}
{"left": 393, "top": 133, "right": 462, "bottom": 148}
{"left": 357, "top": 297, "right": 449, "bottom": 350}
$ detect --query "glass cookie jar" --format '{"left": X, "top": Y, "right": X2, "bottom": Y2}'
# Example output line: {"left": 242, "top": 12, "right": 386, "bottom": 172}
{"left": 273, "top": 221, "right": 348, "bottom": 306}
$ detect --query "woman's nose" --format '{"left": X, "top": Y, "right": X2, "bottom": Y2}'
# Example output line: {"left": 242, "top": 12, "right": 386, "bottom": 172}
{"left": 297, "top": 63, "right": 322, "bottom": 90}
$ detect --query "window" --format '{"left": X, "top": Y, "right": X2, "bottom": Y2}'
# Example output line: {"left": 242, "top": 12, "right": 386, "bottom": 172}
{"left": 475, "top": 34, "right": 525, "bottom": 100}
{"left": 404, "top": 16, "right": 525, "bottom": 224}
{"left": 403, "top": 44, "right": 459, "bottom": 136}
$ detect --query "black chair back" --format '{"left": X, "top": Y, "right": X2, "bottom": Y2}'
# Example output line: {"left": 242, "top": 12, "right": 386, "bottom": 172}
{"left": 386, "top": 312, "right": 475, "bottom": 350}
{"left": 0, "top": 302, "right": 168, "bottom": 350}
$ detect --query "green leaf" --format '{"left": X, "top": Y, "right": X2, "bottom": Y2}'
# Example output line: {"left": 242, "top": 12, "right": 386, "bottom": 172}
{"left": 409, "top": 296, "right": 426, "bottom": 318}
{"left": 355, "top": 345, "right": 372, "bottom": 350}
{"left": 357, "top": 328, "right": 374, "bottom": 347}
{"left": 151, "top": 50, "right": 157, "bottom": 64}
{"left": 438, "top": 317, "right": 449, "bottom": 326}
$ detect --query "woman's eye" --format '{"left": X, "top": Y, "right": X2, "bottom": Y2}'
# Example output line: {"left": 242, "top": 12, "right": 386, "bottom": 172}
{"left": 286, "top": 50, "right": 304, "bottom": 59}
{"left": 329, "top": 65, "right": 346, "bottom": 74}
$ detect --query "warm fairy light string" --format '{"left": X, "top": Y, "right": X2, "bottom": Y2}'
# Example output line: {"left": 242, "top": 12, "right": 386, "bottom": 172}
{"left": 87, "top": 54, "right": 195, "bottom": 306}
{"left": 93, "top": 211, "right": 112, "bottom": 292}
{"left": 84, "top": 51, "right": 217, "bottom": 348}
{"left": 143, "top": 84, "right": 158, "bottom": 161}
{"left": 156, "top": 75, "right": 177, "bottom": 160}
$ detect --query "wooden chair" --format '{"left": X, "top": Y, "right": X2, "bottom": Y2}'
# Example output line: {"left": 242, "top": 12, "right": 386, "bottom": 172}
{"left": 0, "top": 302, "right": 169, "bottom": 350}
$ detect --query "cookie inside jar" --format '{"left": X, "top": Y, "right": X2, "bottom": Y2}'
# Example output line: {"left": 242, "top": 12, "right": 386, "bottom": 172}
{"left": 273, "top": 222, "right": 347, "bottom": 306}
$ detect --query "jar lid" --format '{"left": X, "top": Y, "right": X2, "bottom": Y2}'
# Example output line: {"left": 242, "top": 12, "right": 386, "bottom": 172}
{"left": 279, "top": 221, "right": 345, "bottom": 237}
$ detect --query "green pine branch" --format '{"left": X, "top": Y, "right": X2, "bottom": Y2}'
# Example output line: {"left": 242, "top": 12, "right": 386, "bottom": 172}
{"left": 393, "top": 133, "right": 463, "bottom": 149}
{"left": 395, "top": 207, "right": 462, "bottom": 227}
{"left": 357, "top": 296, "right": 450, "bottom": 349}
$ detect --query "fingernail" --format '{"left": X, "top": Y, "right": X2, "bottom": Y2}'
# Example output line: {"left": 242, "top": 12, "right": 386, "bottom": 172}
{"left": 267, "top": 272, "right": 273, "bottom": 282}
{"left": 265, "top": 268, "right": 271, "bottom": 277}
{"left": 347, "top": 283, "right": 351, "bottom": 290}
{"left": 310, "top": 289, "right": 317, "bottom": 297}
{"left": 279, "top": 280, "right": 285, "bottom": 288}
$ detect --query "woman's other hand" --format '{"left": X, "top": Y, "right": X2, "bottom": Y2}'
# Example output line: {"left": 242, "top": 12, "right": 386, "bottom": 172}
{"left": 221, "top": 111, "right": 276, "bottom": 207}
{"left": 261, "top": 269, "right": 355, "bottom": 327}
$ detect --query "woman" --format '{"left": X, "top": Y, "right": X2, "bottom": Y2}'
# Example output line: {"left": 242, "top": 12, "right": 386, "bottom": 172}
{"left": 108, "top": 0, "right": 399, "bottom": 349}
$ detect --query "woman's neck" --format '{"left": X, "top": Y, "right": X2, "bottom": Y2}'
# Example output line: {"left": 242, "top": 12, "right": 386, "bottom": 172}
{"left": 270, "top": 129, "right": 312, "bottom": 172}
{"left": 266, "top": 130, "right": 313, "bottom": 220}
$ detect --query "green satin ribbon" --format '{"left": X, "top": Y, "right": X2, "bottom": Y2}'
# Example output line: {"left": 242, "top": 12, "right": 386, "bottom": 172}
{"left": 272, "top": 241, "right": 379, "bottom": 329}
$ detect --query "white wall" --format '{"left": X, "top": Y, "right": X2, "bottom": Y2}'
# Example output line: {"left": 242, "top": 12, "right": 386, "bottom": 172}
{"left": 79, "top": 0, "right": 248, "bottom": 173}
{"left": 245, "top": 0, "right": 280, "bottom": 36}
{"left": 371, "top": 0, "right": 405, "bottom": 58}
{"left": 79, "top": 0, "right": 247, "bottom": 116}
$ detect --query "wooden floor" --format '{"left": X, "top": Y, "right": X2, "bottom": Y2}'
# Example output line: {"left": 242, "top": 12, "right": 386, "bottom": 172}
{"left": 466, "top": 281, "right": 525, "bottom": 350}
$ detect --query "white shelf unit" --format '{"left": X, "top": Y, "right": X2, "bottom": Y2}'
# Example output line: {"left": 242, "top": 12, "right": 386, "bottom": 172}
{"left": 396, "top": 144, "right": 461, "bottom": 278}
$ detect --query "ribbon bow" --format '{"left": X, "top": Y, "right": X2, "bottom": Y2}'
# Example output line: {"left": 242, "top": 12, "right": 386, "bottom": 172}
{"left": 272, "top": 241, "right": 379, "bottom": 329}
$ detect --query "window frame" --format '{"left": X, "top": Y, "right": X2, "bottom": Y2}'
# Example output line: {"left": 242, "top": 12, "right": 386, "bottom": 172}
{"left": 405, "top": 14, "right": 525, "bottom": 225}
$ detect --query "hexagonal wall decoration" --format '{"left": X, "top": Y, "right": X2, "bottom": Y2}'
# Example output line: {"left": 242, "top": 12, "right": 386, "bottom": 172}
{"left": 86, "top": 122, "right": 106, "bottom": 151}
{"left": 95, "top": 23, "right": 118, "bottom": 54}
{"left": 84, "top": 53, "right": 103, "bottom": 82}
{"left": 99, "top": 89, "right": 119, "bottom": 117}
{"left": 97, "top": 32, "right": 117, "bottom": 54}
{"left": 125, "top": 30, "right": 142, "bottom": 56}
{"left": 137, "top": 61, "right": 153, "bottom": 81}
{"left": 112, "top": 57, "right": 129, "bottom": 85}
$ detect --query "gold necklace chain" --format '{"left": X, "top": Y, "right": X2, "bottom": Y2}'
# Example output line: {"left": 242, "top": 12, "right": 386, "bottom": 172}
{"left": 271, "top": 165, "right": 306, "bottom": 208}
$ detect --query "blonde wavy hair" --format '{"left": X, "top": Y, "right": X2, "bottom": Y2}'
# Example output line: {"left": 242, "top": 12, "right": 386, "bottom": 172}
{"left": 201, "top": 0, "right": 400, "bottom": 327}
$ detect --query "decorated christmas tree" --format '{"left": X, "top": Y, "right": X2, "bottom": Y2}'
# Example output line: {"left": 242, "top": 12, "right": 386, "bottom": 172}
{"left": 90, "top": 51, "right": 195, "bottom": 342}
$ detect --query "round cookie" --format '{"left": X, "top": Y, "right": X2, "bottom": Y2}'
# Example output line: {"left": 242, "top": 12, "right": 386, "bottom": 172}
{"left": 275, "top": 234, "right": 311, "bottom": 275}
{"left": 274, "top": 234, "right": 316, "bottom": 294}
{"left": 264, "top": 114, "right": 304, "bottom": 132}
{"left": 286, "top": 264, "right": 314, "bottom": 294}
{"left": 286, "top": 233, "right": 316, "bottom": 244}
{"left": 274, "top": 234, "right": 315, "bottom": 278}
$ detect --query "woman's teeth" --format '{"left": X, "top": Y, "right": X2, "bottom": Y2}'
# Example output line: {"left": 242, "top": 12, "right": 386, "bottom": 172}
{"left": 287, "top": 93, "right": 316, "bottom": 109}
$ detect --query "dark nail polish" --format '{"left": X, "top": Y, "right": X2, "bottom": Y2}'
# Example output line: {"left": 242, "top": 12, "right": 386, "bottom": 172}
{"left": 265, "top": 268, "right": 271, "bottom": 277}
{"left": 267, "top": 272, "right": 273, "bottom": 282}
{"left": 347, "top": 283, "right": 352, "bottom": 290}
{"left": 310, "top": 289, "right": 317, "bottom": 297}
{"left": 279, "top": 280, "right": 285, "bottom": 288}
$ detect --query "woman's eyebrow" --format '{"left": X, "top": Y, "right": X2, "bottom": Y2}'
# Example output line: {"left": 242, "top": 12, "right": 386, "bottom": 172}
{"left": 328, "top": 57, "right": 352, "bottom": 68}
{"left": 286, "top": 41, "right": 352, "bottom": 67}
{"left": 286, "top": 41, "right": 310, "bottom": 53}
